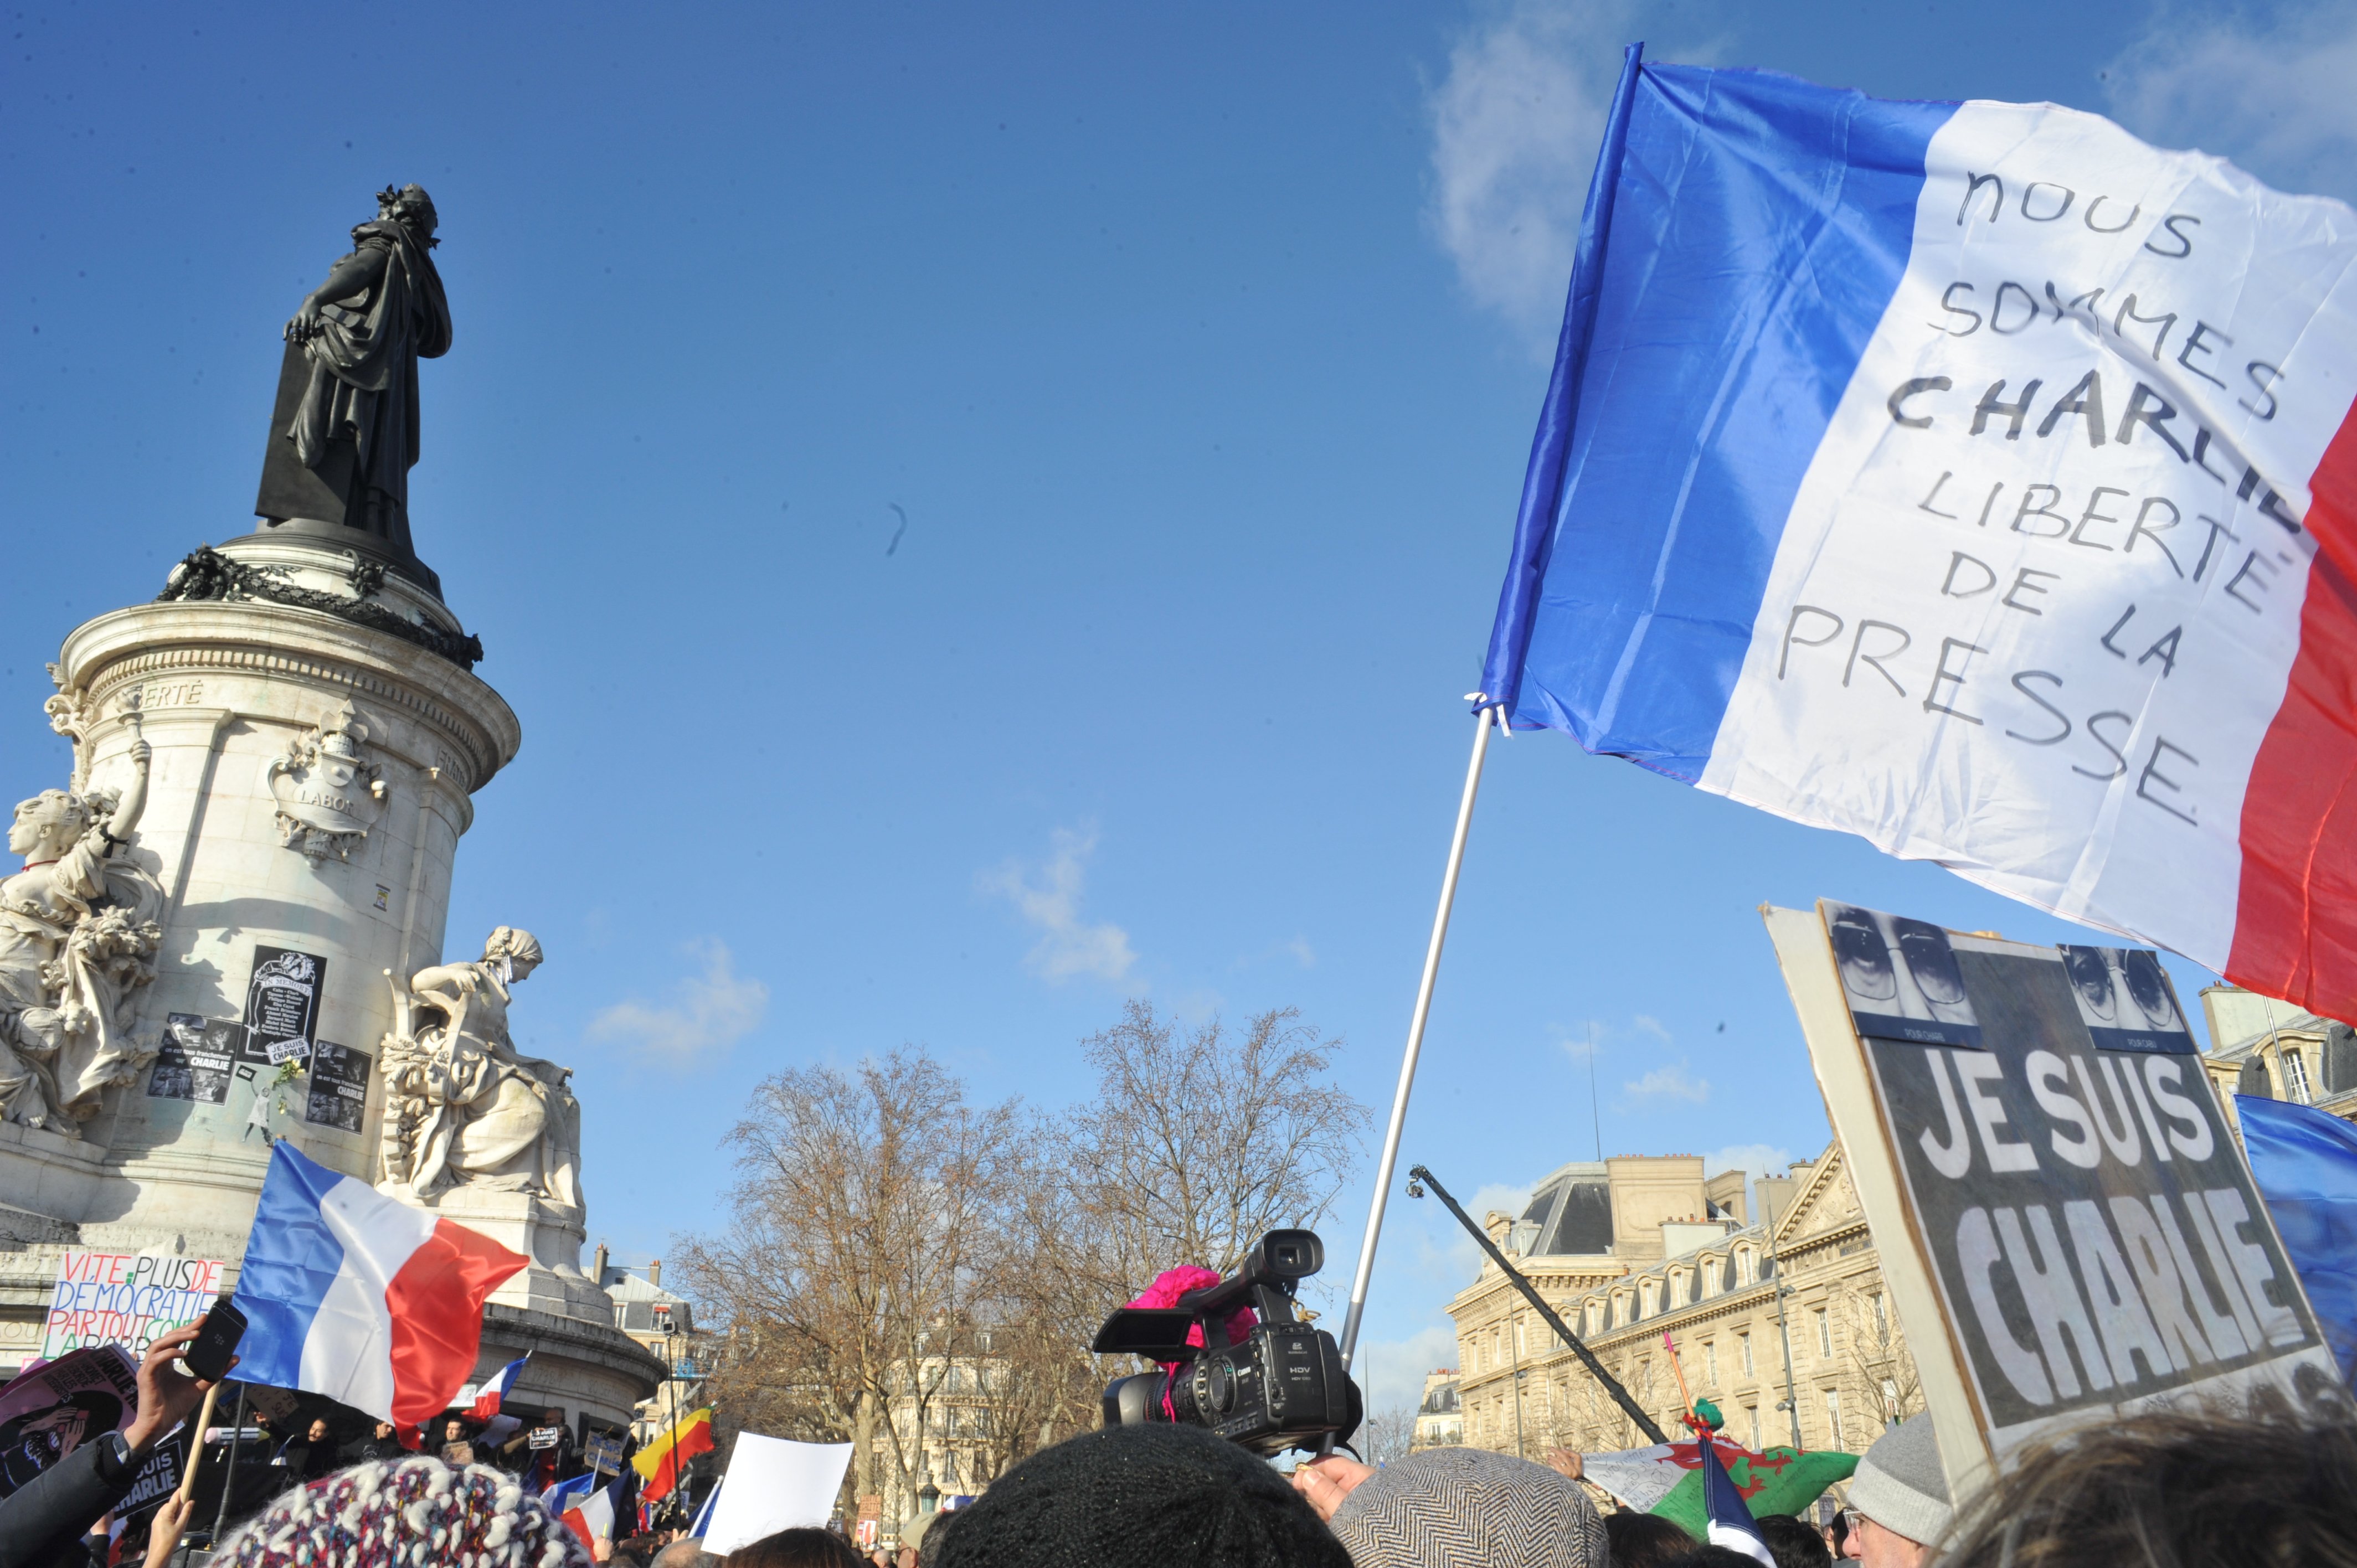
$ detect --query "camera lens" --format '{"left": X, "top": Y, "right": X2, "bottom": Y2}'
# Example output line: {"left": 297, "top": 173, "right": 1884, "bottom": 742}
{"left": 1207, "top": 1361, "right": 1236, "bottom": 1412}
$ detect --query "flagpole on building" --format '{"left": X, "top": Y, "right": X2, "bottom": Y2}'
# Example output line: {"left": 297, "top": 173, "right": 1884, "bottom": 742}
{"left": 1336, "top": 702, "right": 1502, "bottom": 1373}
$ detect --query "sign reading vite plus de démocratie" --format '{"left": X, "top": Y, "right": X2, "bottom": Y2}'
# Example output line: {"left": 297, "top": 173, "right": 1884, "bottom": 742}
{"left": 1766, "top": 904, "right": 2337, "bottom": 1488}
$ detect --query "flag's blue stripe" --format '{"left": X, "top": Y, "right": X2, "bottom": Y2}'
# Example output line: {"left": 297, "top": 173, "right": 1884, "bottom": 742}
{"left": 1480, "top": 63, "right": 1957, "bottom": 781}
{"left": 2238, "top": 1096, "right": 2357, "bottom": 1385}
{"left": 228, "top": 1141, "right": 349, "bottom": 1391}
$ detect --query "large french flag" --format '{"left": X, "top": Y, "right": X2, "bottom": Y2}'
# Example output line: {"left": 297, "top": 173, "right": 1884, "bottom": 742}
{"left": 230, "top": 1142, "right": 528, "bottom": 1428}
{"left": 1482, "top": 48, "right": 2357, "bottom": 1019}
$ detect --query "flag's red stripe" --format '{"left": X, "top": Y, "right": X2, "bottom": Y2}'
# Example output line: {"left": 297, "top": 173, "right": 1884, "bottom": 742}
{"left": 382, "top": 1218, "right": 529, "bottom": 1428}
{"left": 2230, "top": 397, "right": 2357, "bottom": 1022}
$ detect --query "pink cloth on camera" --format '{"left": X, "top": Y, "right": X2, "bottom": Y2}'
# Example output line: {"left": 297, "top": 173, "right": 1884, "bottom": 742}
{"left": 1128, "top": 1266, "right": 1259, "bottom": 1421}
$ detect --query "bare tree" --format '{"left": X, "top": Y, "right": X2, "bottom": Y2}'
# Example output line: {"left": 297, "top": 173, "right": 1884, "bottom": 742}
{"left": 1063, "top": 1002, "right": 1371, "bottom": 1308}
{"left": 673, "top": 1050, "right": 1022, "bottom": 1514}
{"left": 1840, "top": 1283, "right": 1923, "bottom": 1432}
{"left": 1357, "top": 1403, "right": 1419, "bottom": 1466}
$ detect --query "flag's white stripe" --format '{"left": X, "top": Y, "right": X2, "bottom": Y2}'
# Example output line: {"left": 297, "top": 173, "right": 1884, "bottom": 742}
{"left": 298, "top": 1177, "right": 437, "bottom": 1421}
{"left": 1708, "top": 1519, "right": 1777, "bottom": 1567}
{"left": 1702, "top": 99, "right": 2357, "bottom": 965}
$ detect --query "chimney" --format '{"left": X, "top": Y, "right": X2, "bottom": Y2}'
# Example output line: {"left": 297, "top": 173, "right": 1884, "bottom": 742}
{"left": 648, "top": 1258, "right": 661, "bottom": 1287}
{"left": 592, "top": 1242, "right": 609, "bottom": 1283}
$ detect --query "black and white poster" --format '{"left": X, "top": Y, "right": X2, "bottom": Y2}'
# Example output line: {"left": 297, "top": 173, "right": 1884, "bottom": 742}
{"left": 304, "top": 1041, "right": 371, "bottom": 1133}
{"left": 1820, "top": 905, "right": 2334, "bottom": 1447}
{"left": 1824, "top": 901, "right": 1985, "bottom": 1049}
{"left": 146, "top": 1014, "right": 238, "bottom": 1104}
{"left": 244, "top": 946, "right": 327, "bottom": 1065}
{"left": 2057, "top": 946, "right": 2200, "bottom": 1056}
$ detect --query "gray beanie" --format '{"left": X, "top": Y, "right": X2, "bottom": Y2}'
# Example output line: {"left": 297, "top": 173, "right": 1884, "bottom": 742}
{"left": 1846, "top": 1415, "right": 1952, "bottom": 1546}
{"left": 1329, "top": 1447, "right": 1607, "bottom": 1568}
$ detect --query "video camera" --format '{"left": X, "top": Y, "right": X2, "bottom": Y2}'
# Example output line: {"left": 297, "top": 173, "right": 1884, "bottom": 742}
{"left": 1092, "top": 1229, "right": 1361, "bottom": 1457}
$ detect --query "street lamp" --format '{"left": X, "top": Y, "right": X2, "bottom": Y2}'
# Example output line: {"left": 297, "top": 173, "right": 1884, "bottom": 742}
{"left": 918, "top": 1479, "right": 941, "bottom": 1515}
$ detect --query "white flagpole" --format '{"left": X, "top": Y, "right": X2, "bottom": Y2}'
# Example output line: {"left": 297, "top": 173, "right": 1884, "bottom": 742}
{"left": 1336, "top": 702, "right": 1500, "bottom": 1371}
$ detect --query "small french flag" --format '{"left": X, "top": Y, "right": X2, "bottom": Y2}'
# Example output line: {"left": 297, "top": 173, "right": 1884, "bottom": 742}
{"left": 548, "top": 1473, "right": 620, "bottom": 1549}
{"left": 470, "top": 1353, "right": 531, "bottom": 1420}
{"left": 230, "top": 1142, "right": 528, "bottom": 1429}
{"left": 1699, "top": 1435, "right": 1775, "bottom": 1568}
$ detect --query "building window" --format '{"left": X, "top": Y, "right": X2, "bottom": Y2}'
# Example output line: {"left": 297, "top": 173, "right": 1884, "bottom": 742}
{"left": 1703, "top": 1340, "right": 1718, "bottom": 1386}
{"left": 1740, "top": 1332, "right": 1754, "bottom": 1377}
{"left": 1871, "top": 1293, "right": 1888, "bottom": 1336}
{"left": 2284, "top": 1049, "right": 2314, "bottom": 1104}
{"left": 1824, "top": 1389, "right": 1844, "bottom": 1450}
{"left": 1588, "top": 1302, "right": 1604, "bottom": 1337}
{"left": 1815, "top": 1309, "right": 1832, "bottom": 1360}
{"left": 1745, "top": 1405, "right": 1760, "bottom": 1447}
{"left": 1881, "top": 1378, "right": 1901, "bottom": 1424}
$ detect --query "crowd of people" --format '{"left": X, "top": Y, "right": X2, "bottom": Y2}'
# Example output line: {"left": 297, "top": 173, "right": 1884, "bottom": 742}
{"left": 1, "top": 1320, "right": 2349, "bottom": 1568}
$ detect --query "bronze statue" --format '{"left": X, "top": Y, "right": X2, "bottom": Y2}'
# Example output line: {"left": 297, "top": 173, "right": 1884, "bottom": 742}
{"left": 254, "top": 184, "right": 451, "bottom": 577}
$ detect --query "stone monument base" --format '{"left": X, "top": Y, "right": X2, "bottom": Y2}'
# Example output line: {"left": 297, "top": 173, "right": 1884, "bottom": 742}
{"left": 411, "top": 1185, "right": 611, "bottom": 1321}
{"left": 475, "top": 1302, "right": 668, "bottom": 1437}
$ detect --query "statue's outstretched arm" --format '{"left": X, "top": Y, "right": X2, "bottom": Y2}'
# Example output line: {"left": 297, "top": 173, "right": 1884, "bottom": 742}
{"left": 103, "top": 741, "right": 151, "bottom": 845}
{"left": 286, "top": 245, "right": 390, "bottom": 344}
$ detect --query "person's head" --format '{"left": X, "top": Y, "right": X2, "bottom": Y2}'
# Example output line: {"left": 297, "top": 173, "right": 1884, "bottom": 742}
{"left": 1939, "top": 1403, "right": 2357, "bottom": 1568}
{"left": 1324, "top": 1446, "right": 1606, "bottom": 1568}
{"left": 545, "top": 1406, "right": 566, "bottom": 1425}
{"left": 214, "top": 1454, "right": 591, "bottom": 1568}
{"left": 444, "top": 1417, "right": 467, "bottom": 1441}
{"left": 372, "top": 1420, "right": 394, "bottom": 1440}
{"left": 1843, "top": 1416, "right": 1949, "bottom": 1568}
{"left": 932, "top": 1425, "right": 1349, "bottom": 1568}
{"left": 1604, "top": 1510, "right": 1697, "bottom": 1568}
{"left": 306, "top": 1417, "right": 330, "bottom": 1442}
{"left": 653, "top": 1541, "right": 719, "bottom": 1568}
{"left": 723, "top": 1533, "right": 866, "bottom": 1568}
{"left": 1755, "top": 1514, "right": 1833, "bottom": 1568}
{"left": 1663, "top": 1551, "right": 1776, "bottom": 1568}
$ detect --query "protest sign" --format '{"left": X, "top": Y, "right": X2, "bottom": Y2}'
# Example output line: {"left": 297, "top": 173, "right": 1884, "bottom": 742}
{"left": 704, "top": 1434, "right": 855, "bottom": 1553}
{"left": 529, "top": 1425, "right": 562, "bottom": 1451}
{"left": 0, "top": 1344, "right": 139, "bottom": 1498}
{"left": 244, "top": 946, "right": 327, "bottom": 1064}
{"left": 43, "top": 1250, "right": 229, "bottom": 1360}
{"left": 147, "top": 1014, "right": 239, "bottom": 1104}
{"left": 114, "top": 1434, "right": 184, "bottom": 1519}
{"left": 584, "top": 1430, "right": 625, "bottom": 1476}
{"left": 1767, "top": 902, "right": 2338, "bottom": 1499}
{"left": 305, "top": 1041, "right": 371, "bottom": 1132}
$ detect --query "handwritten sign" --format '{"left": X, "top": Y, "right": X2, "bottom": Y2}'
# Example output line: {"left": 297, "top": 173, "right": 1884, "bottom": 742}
{"left": 585, "top": 1431, "right": 625, "bottom": 1476}
{"left": 43, "top": 1251, "right": 228, "bottom": 1360}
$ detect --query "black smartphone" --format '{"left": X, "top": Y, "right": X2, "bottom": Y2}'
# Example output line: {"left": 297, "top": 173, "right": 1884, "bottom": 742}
{"left": 185, "top": 1297, "right": 247, "bottom": 1383}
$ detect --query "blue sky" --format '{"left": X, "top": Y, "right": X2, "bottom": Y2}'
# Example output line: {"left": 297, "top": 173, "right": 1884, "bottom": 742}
{"left": 7, "top": 0, "right": 2354, "bottom": 1412}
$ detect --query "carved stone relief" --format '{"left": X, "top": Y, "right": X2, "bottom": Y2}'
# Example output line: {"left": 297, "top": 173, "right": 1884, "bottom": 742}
{"left": 267, "top": 703, "right": 388, "bottom": 863}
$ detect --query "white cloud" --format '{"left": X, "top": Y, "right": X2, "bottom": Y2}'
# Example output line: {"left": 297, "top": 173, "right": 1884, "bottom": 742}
{"left": 1623, "top": 1062, "right": 1710, "bottom": 1103}
{"left": 1428, "top": 0, "right": 1638, "bottom": 351}
{"left": 1704, "top": 1142, "right": 1794, "bottom": 1223}
{"left": 979, "top": 824, "right": 1140, "bottom": 987}
{"left": 585, "top": 938, "right": 768, "bottom": 1060}
{"left": 2104, "top": 2, "right": 2357, "bottom": 204}
{"left": 1351, "top": 1322, "right": 1463, "bottom": 1416}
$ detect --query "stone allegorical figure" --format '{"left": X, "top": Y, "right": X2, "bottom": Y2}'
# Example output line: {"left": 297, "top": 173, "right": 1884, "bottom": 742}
{"left": 379, "top": 927, "right": 583, "bottom": 1208}
{"left": 255, "top": 183, "right": 451, "bottom": 566}
{"left": 0, "top": 741, "right": 166, "bottom": 1134}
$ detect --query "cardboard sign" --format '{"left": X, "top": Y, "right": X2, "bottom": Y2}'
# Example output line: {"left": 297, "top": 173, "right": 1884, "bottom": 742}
{"left": 585, "top": 1431, "right": 625, "bottom": 1476}
{"left": 305, "top": 1041, "right": 371, "bottom": 1133}
{"left": 442, "top": 1440, "right": 476, "bottom": 1467}
{"left": 0, "top": 1345, "right": 139, "bottom": 1499}
{"left": 115, "top": 1435, "right": 183, "bottom": 1518}
{"left": 42, "top": 1251, "right": 229, "bottom": 1360}
{"left": 1768, "top": 903, "right": 2339, "bottom": 1498}
{"left": 241, "top": 1384, "right": 301, "bottom": 1426}
{"left": 244, "top": 946, "right": 327, "bottom": 1063}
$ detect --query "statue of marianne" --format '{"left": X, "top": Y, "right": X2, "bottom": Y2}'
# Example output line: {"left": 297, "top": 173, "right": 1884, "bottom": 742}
{"left": 254, "top": 184, "right": 452, "bottom": 570}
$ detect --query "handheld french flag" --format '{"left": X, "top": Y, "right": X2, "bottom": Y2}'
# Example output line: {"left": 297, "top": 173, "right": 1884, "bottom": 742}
{"left": 469, "top": 1353, "right": 530, "bottom": 1420}
{"left": 1482, "top": 48, "right": 2357, "bottom": 1020}
{"left": 556, "top": 1474, "right": 621, "bottom": 1550}
{"left": 1698, "top": 1436, "right": 1775, "bottom": 1567}
{"left": 230, "top": 1142, "right": 528, "bottom": 1429}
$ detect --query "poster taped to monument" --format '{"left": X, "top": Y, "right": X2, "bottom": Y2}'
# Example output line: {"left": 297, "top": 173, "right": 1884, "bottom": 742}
{"left": 1765, "top": 902, "right": 2337, "bottom": 1491}
{"left": 43, "top": 1250, "right": 229, "bottom": 1360}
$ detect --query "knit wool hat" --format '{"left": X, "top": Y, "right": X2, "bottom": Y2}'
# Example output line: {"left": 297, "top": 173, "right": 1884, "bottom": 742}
{"left": 1845, "top": 1414, "right": 1953, "bottom": 1546}
{"left": 1327, "top": 1447, "right": 1607, "bottom": 1568}
{"left": 930, "top": 1424, "right": 1350, "bottom": 1568}
{"left": 214, "top": 1455, "right": 595, "bottom": 1568}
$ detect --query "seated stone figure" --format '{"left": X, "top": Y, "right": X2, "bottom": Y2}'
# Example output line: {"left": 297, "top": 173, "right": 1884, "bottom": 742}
{"left": 378, "top": 926, "right": 582, "bottom": 1206}
{"left": 0, "top": 742, "right": 164, "bottom": 1134}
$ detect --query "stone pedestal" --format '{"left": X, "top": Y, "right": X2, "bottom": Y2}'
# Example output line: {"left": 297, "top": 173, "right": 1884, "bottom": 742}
{"left": 0, "top": 535, "right": 661, "bottom": 1430}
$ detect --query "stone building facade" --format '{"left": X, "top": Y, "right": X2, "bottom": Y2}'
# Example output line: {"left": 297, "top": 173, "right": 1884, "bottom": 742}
{"left": 1448, "top": 1146, "right": 1919, "bottom": 1458}
{"left": 2199, "top": 984, "right": 2357, "bottom": 1128}
{"left": 1410, "top": 1367, "right": 1461, "bottom": 1451}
